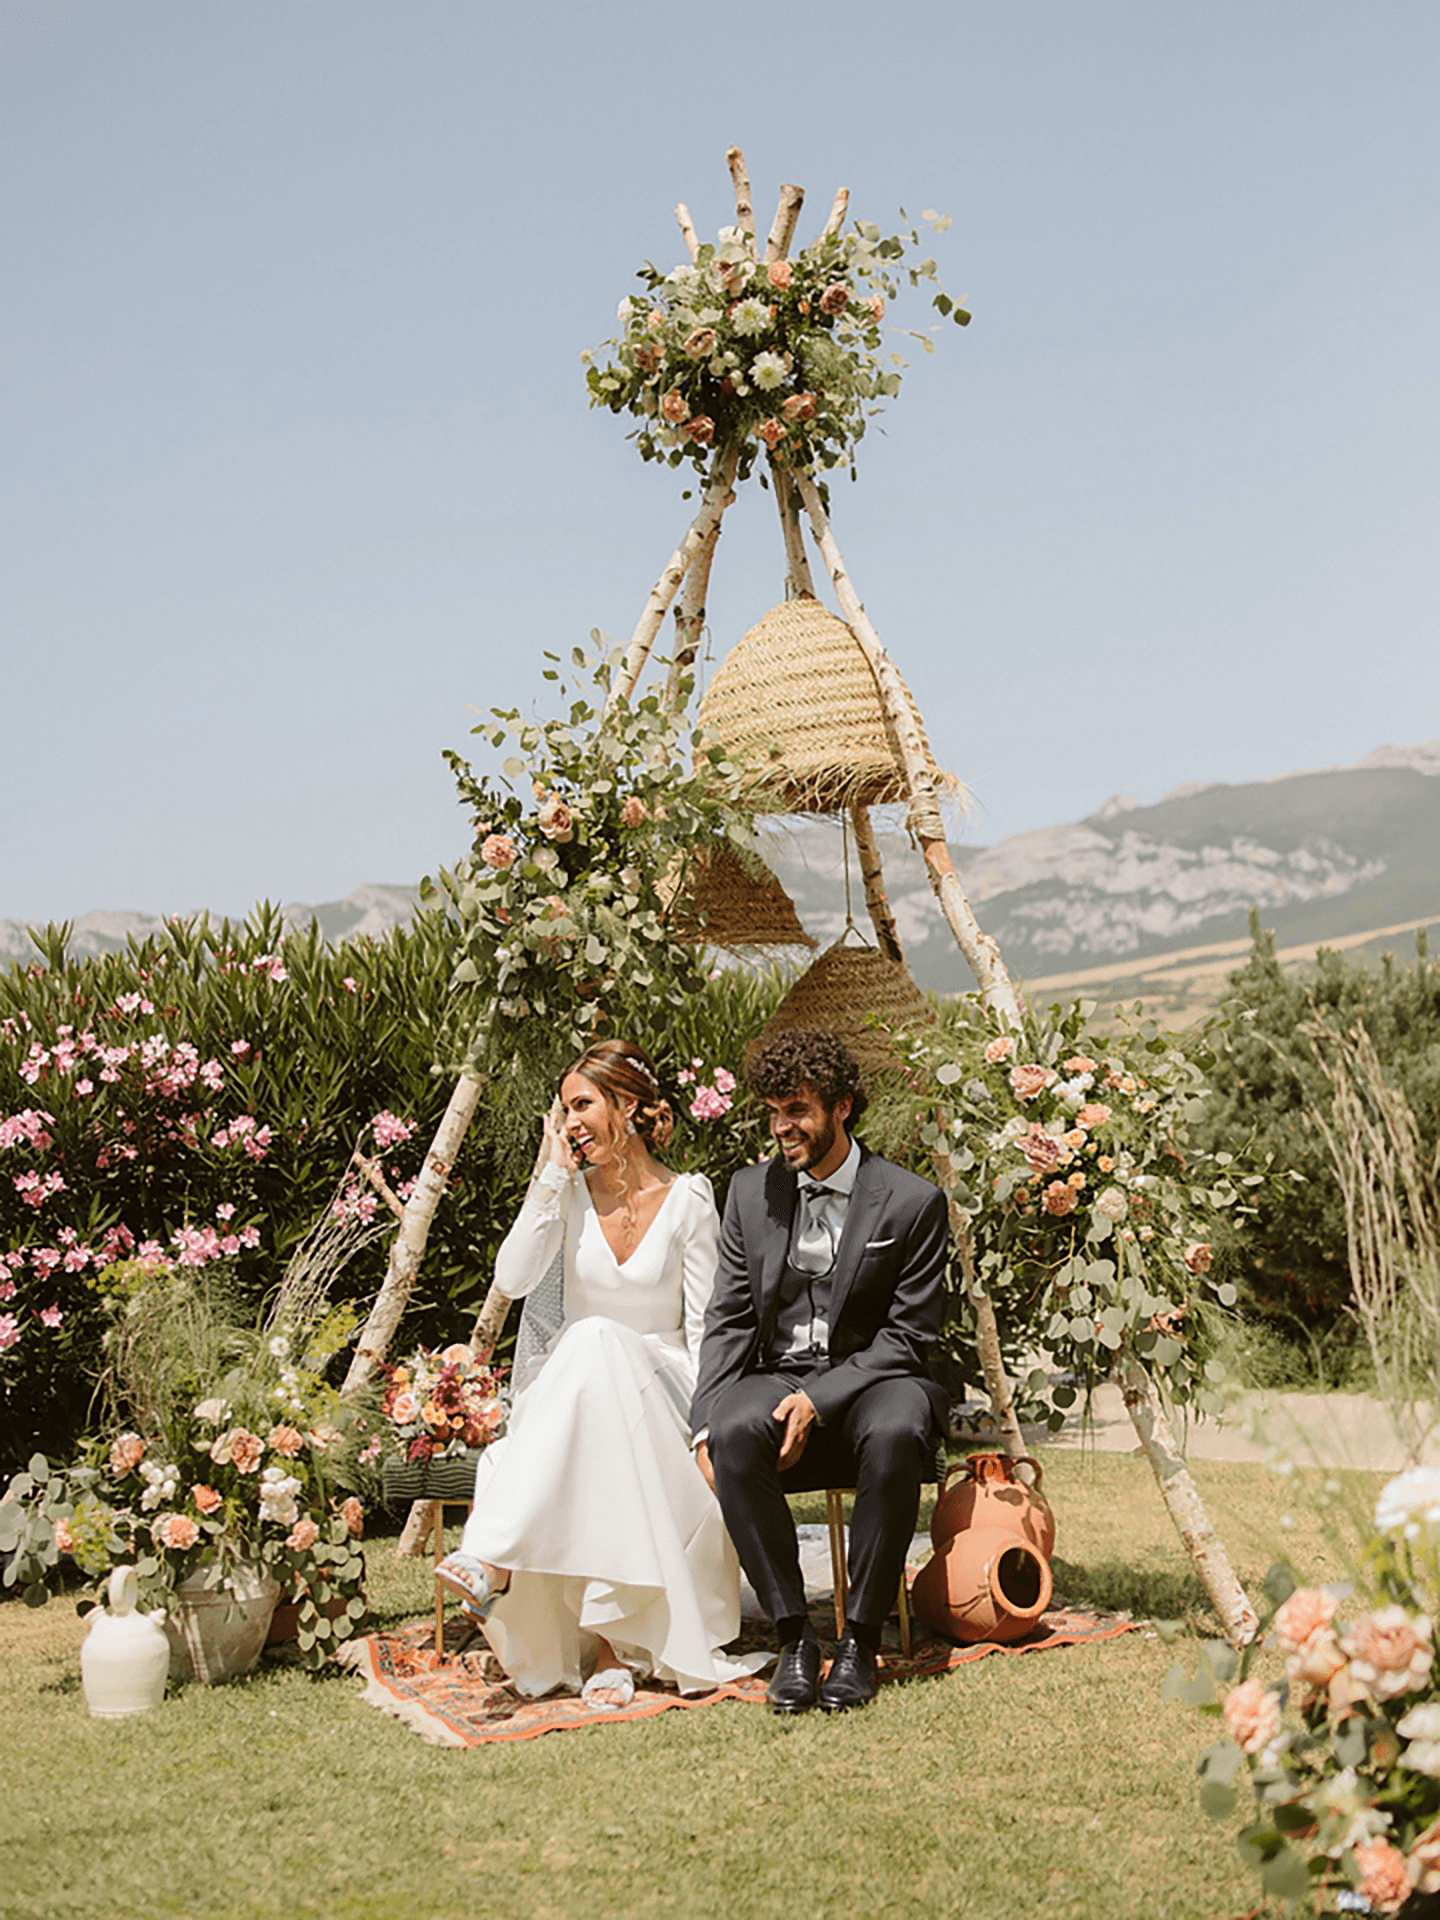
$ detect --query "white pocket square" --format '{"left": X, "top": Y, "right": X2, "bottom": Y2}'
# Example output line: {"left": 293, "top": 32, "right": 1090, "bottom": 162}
{"left": 864, "top": 1238, "right": 896, "bottom": 1249}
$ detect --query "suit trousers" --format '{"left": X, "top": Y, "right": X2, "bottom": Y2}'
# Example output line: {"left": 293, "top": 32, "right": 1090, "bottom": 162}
{"left": 708, "top": 1368, "right": 934, "bottom": 1632}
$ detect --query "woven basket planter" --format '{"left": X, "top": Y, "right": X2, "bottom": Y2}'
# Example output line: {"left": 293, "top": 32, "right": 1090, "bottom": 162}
{"left": 381, "top": 1450, "right": 482, "bottom": 1506}
{"left": 664, "top": 842, "right": 814, "bottom": 951}
{"left": 751, "top": 937, "right": 936, "bottom": 1077}
{"left": 698, "top": 595, "right": 958, "bottom": 815}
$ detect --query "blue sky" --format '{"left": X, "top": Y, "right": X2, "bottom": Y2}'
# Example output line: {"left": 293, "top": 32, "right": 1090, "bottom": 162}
{"left": 4, "top": 0, "right": 1437, "bottom": 921}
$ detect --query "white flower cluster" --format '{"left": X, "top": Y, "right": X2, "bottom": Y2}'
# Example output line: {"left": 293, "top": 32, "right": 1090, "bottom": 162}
{"left": 1053, "top": 1074, "right": 1095, "bottom": 1112}
{"left": 1399, "top": 1701, "right": 1440, "bottom": 1776}
{"left": 259, "top": 1466, "right": 302, "bottom": 1528}
{"left": 139, "top": 1460, "right": 180, "bottom": 1511}
{"left": 269, "top": 1362, "right": 308, "bottom": 1417}
{"left": 1376, "top": 1466, "right": 1440, "bottom": 1543}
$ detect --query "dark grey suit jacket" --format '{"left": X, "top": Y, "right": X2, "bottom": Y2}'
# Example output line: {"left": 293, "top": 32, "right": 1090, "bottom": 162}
{"left": 690, "top": 1142, "right": 950, "bottom": 1439}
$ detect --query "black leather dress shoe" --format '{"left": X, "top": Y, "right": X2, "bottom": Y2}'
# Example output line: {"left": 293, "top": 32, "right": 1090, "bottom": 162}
{"left": 819, "top": 1633, "right": 879, "bottom": 1712}
{"left": 766, "top": 1635, "right": 821, "bottom": 1713}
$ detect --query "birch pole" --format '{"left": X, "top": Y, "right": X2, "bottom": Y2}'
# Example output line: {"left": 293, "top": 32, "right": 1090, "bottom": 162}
{"left": 821, "top": 187, "right": 850, "bottom": 240}
{"left": 726, "top": 146, "right": 756, "bottom": 252}
{"left": 792, "top": 470, "right": 1256, "bottom": 1640}
{"left": 675, "top": 203, "right": 700, "bottom": 262}
{"left": 341, "top": 1067, "right": 486, "bottom": 1393}
{"left": 850, "top": 803, "right": 904, "bottom": 965}
{"left": 664, "top": 511, "right": 721, "bottom": 713}
{"left": 763, "top": 184, "right": 806, "bottom": 264}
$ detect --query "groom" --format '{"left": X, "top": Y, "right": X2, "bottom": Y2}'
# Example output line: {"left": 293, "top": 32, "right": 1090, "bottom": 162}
{"left": 691, "top": 1028, "right": 949, "bottom": 1713}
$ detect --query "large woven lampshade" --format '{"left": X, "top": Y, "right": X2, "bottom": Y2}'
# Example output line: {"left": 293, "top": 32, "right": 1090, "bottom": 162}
{"left": 664, "top": 843, "right": 815, "bottom": 952}
{"left": 751, "top": 935, "right": 935, "bottom": 1077}
{"left": 698, "top": 594, "right": 958, "bottom": 815}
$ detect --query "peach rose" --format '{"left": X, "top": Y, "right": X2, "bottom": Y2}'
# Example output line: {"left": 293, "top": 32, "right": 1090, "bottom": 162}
{"left": 1407, "top": 1820, "right": 1440, "bottom": 1896}
{"left": 1272, "top": 1586, "right": 1338, "bottom": 1652}
{"left": 1009, "top": 1063, "right": 1056, "bottom": 1102}
{"left": 1064, "top": 1129, "right": 1087, "bottom": 1150}
{"left": 286, "top": 1517, "right": 319, "bottom": 1552}
{"left": 1221, "top": 1677, "right": 1283, "bottom": 1755}
{"left": 1345, "top": 1606, "right": 1434, "bottom": 1700}
{"left": 1183, "top": 1243, "right": 1213, "bottom": 1276}
{"left": 1041, "top": 1181, "right": 1077, "bottom": 1217}
{"left": 110, "top": 1433, "right": 146, "bottom": 1477}
{"left": 755, "top": 419, "right": 786, "bottom": 449}
{"left": 984, "top": 1035, "right": 1016, "bottom": 1064}
{"left": 766, "top": 260, "right": 793, "bottom": 290}
{"left": 781, "top": 391, "right": 817, "bottom": 425}
{"left": 213, "top": 1427, "right": 264, "bottom": 1474}
{"left": 1354, "top": 1839, "right": 1411, "bottom": 1914}
{"left": 1063, "top": 1055, "right": 1098, "bottom": 1073}
{"left": 156, "top": 1513, "right": 200, "bottom": 1551}
{"left": 682, "top": 326, "right": 717, "bottom": 360}
{"left": 632, "top": 342, "right": 663, "bottom": 376}
{"left": 537, "top": 794, "right": 574, "bottom": 843}
{"left": 620, "top": 796, "right": 648, "bottom": 827}
{"left": 645, "top": 308, "right": 667, "bottom": 335}
{"left": 267, "top": 1425, "right": 305, "bottom": 1458}
{"left": 192, "top": 1484, "right": 223, "bottom": 1515}
{"left": 660, "top": 388, "right": 690, "bottom": 424}
{"left": 683, "top": 415, "right": 715, "bottom": 445}
{"left": 1285, "top": 1623, "right": 1348, "bottom": 1704}
{"left": 1076, "top": 1103, "right": 1111, "bottom": 1130}
{"left": 479, "top": 834, "right": 517, "bottom": 871}
{"left": 868, "top": 294, "right": 885, "bottom": 322}
{"left": 390, "top": 1390, "right": 419, "bottom": 1425}
{"left": 819, "top": 282, "right": 849, "bottom": 316}
{"left": 340, "top": 1497, "right": 364, "bottom": 1539}
{"left": 1095, "top": 1187, "right": 1128, "bottom": 1221}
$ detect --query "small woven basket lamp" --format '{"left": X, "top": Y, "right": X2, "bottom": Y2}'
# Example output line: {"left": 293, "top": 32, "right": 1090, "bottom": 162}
{"left": 663, "top": 842, "right": 815, "bottom": 952}
{"left": 751, "top": 930, "right": 936, "bottom": 1078}
{"left": 697, "top": 594, "right": 959, "bottom": 814}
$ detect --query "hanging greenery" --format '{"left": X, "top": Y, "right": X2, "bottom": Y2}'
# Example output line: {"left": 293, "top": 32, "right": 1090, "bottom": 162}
{"left": 584, "top": 211, "right": 968, "bottom": 482}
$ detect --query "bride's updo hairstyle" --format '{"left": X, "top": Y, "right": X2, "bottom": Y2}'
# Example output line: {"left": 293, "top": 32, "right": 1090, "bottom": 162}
{"left": 560, "top": 1040, "right": 675, "bottom": 1153}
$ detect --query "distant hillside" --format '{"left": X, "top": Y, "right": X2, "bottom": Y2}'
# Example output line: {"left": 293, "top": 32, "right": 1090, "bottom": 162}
{"left": 0, "top": 884, "right": 423, "bottom": 964}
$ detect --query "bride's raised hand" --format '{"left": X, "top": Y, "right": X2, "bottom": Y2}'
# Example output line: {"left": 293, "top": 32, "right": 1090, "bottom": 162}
{"left": 537, "top": 1098, "right": 580, "bottom": 1176}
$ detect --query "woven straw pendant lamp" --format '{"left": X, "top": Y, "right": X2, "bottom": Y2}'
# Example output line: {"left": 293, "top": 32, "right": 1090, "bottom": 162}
{"left": 751, "top": 930, "right": 936, "bottom": 1077}
{"left": 697, "top": 594, "right": 958, "bottom": 815}
{"left": 664, "top": 842, "right": 815, "bottom": 952}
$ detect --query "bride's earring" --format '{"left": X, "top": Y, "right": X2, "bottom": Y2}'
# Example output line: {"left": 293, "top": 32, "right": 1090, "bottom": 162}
{"left": 625, "top": 1112, "right": 637, "bottom": 1137}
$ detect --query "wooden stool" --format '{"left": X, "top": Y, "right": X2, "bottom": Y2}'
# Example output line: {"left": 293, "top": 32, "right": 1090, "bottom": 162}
{"left": 823, "top": 1487, "right": 912, "bottom": 1656}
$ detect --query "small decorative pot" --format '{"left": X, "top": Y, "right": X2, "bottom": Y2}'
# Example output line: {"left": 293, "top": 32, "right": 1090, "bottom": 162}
{"left": 912, "top": 1453, "right": 1056, "bottom": 1645}
{"left": 80, "top": 1566, "right": 171, "bottom": 1718}
{"left": 165, "top": 1558, "right": 280, "bottom": 1685}
{"left": 381, "top": 1449, "right": 482, "bottom": 1506}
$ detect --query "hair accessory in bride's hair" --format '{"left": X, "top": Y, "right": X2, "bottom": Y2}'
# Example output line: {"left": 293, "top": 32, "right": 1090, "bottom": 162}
{"left": 626, "top": 1052, "right": 662, "bottom": 1095}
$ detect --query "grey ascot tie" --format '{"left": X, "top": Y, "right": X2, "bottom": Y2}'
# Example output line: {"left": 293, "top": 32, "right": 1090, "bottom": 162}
{"left": 792, "top": 1182, "right": 841, "bottom": 1275}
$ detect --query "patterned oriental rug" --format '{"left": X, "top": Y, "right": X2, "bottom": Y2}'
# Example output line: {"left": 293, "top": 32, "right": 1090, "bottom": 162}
{"left": 339, "top": 1600, "right": 1140, "bottom": 1748}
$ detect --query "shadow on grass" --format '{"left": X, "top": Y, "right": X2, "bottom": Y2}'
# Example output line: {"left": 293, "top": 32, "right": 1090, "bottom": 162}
{"left": 1051, "top": 1554, "right": 1209, "bottom": 1624}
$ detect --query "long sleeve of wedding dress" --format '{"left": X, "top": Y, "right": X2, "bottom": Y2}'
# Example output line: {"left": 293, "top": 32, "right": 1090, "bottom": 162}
{"left": 458, "top": 1168, "right": 766, "bottom": 1697}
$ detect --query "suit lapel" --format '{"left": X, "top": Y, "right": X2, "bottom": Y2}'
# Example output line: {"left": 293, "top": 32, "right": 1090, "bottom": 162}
{"left": 758, "top": 1157, "right": 797, "bottom": 1327}
{"left": 826, "top": 1145, "right": 884, "bottom": 1335}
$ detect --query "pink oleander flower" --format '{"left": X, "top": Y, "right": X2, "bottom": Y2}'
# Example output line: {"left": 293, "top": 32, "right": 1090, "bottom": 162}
{"left": 192, "top": 1484, "right": 223, "bottom": 1515}
{"left": 38, "top": 1303, "right": 63, "bottom": 1329}
{"left": 267, "top": 1424, "right": 305, "bottom": 1458}
{"left": 479, "top": 835, "right": 517, "bottom": 871}
{"left": 1183, "top": 1242, "right": 1213, "bottom": 1276}
{"left": 340, "top": 1497, "right": 364, "bottom": 1539}
{"left": 286, "top": 1517, "right": 319, "bottom": 1552}
{"left": 1273, "top": 1586, "right": 1338, "bottom": 1652}
{"left": 819, "top": 282, "right": 849, "bottom": 315}
{"left": 536, "top": 793, "right": 574, "bottom": 843}
{"left": 1041, "top": 1181, "right": 1078, "bottom": 1217}
{"left": 690, "top": 1086, "right": 731, "bottom": 1121}
{"left": 660, "top": 388, "right": 690, "bottom": 424}
{"left": 1020, "top": 1126, "right": 1063, "bottom": 1174}
{"left": 682, "top": 326, "right": 717, "bottom": 359}
{"left": 371, "top": 1110, "right": 415, "bottom": 1150}
{"left": 1009, "top": 1063, "right": 1056, "bottom": 1102}
{"left": 766, "top": 260, "right": 793, "bottom": 290}
{"left": 110, "top": 1432, "right": 146, "bottom": 1477}
{"left": 1076, "top": 1103, "right": 1111, "bottom": 1130}
{"left": 1353, "top": 1838, "right": 1412, "bottom": 1914}
{"left": 620, "top": 796, "right": 648, "bottom": 828}
{"left": 1345, "top": 1606, "right": 1435, "bottom": 1701}
{"left": 984, "top": 1035, "right": 1016, "bottom": 1064}
{"left": 683, "top": 414, "right": 715, "bottom": 445}
{"left": 714, "top": 1067, "right": 736, "bottom": 1094}
{"left": 781, "top": 391, "right": 817, "bottom": 424}
{"left": 0, "top": 1312, "right": 19, "bottom": 1353}
{"left": 1221, "top": 1677, "right": 1284, "bottom": 1755}
{"left": 156, "top": 1513, "right": 200, "bottom": 1551}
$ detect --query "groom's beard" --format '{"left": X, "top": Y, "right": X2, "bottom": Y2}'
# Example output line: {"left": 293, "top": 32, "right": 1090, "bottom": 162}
{"left": 778, "top": 1112, "right": 838, "bottom": 1172}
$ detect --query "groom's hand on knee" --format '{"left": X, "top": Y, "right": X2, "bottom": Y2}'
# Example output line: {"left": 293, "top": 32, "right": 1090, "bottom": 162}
{"left": 773, "top": 1391, "right": 817, "bottom": 1471}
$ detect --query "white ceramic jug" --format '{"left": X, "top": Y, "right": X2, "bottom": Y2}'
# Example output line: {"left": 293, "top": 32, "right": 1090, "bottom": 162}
{"left": 80, "top": 1565, "right": 170, "bottom": 1717}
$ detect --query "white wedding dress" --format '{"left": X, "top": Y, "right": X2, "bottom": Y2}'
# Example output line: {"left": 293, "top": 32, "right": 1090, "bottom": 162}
{"left": 458, "top": 1162, "right": 765, "bottom": 1697}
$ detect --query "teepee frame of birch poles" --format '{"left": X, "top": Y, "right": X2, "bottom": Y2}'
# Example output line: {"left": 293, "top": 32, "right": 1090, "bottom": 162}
{"left": 345, "top": 149, "right": 1257, "bottom": 1646}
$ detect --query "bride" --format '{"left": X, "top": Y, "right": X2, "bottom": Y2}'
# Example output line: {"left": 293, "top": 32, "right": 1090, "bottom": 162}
{"left": 436, "top": 1038, "right": 764, "bottom": 1708}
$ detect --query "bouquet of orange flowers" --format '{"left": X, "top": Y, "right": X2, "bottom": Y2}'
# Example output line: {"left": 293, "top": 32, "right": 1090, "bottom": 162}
{"left": 379, "top": 1343, "right": 507, "bottom": 1465}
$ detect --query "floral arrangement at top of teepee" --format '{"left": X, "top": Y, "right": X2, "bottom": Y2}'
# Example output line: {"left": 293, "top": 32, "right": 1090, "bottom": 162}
{"left": 584, "top": 209, "right": 968, "bottom": 482}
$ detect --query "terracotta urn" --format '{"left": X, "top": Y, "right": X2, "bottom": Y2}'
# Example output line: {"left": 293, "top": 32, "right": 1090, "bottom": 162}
{"left": 912, "top": 1453, "right": 1056, "bottom": 1645}
{"left": 80, "top": 1565, "right": 171, "bottom": 1718}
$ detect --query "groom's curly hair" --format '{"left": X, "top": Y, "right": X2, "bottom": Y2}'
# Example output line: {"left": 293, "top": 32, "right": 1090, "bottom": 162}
{"left": 746, "top": 1028, "right": 868, "bottom": 1127}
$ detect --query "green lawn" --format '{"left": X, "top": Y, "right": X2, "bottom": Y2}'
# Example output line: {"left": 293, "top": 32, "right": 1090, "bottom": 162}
{"left": 1, "top": 1453, "right": 1372, "bottom": 1920}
